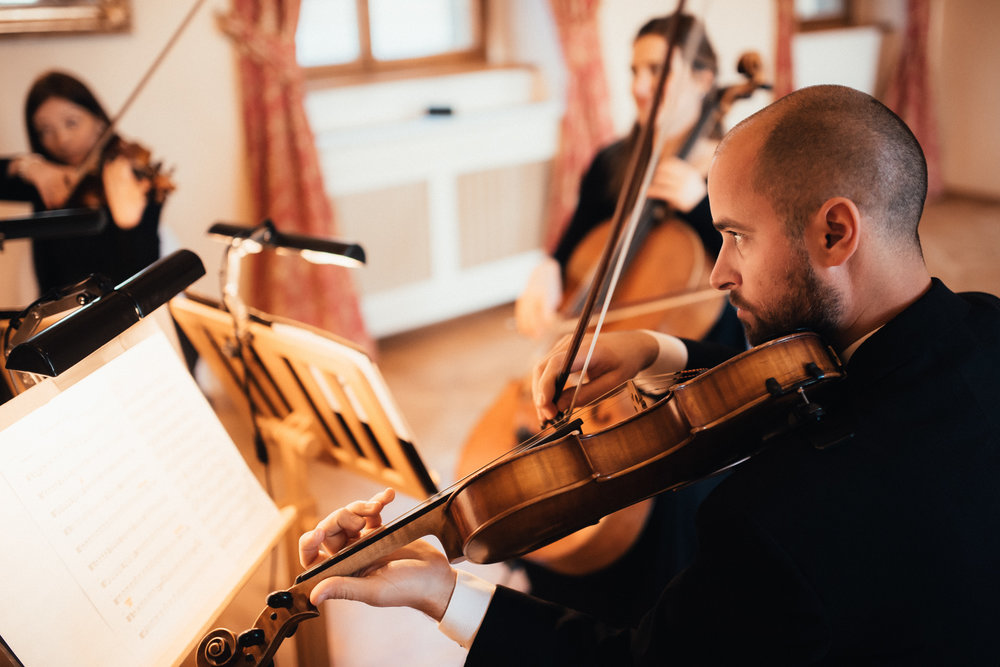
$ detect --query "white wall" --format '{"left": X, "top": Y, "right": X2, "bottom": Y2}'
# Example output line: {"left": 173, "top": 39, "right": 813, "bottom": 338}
{"left": 935, "top": 0, "right": 1000, "bottom": 199}
{"left": 0, "top": 0, "right": 251, "bottom": 309}
{"left": 2, "top": 0, "right": 996, "bottom": 321}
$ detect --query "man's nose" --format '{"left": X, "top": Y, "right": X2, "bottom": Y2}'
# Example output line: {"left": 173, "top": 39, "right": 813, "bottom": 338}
{"left": 709, "top": 254, "right": 737, "bottom": 291}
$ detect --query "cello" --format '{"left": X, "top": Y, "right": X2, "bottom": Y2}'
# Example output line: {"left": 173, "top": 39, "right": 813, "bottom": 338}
{"left": 455, "top": 46, "right": 772, "bottom": 570}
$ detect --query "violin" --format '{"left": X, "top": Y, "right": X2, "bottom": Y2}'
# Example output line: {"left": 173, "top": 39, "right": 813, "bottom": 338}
{"left": 196, "top": 5, "right": 792, "bottom": 662}
{"left": 66, "top": 134, "right": 176, "bottom": 210}
{"left": 197, "top": 331, "right": 845, "bottom": 667}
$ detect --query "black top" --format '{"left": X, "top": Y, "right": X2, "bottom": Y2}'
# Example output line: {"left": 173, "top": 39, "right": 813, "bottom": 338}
{"left": 1, "top": 157, "right": 161, "bottom": 295}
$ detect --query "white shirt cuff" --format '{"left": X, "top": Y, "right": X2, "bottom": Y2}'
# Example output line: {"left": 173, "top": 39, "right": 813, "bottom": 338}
{"left": 636, "top": 329, "right": 689, "bottom": 377}
{"left": 437, "top": 569, "right": 496, "bottom": 648}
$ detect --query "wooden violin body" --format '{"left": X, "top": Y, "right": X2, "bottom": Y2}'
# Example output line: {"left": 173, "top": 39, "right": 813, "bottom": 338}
{"left": 197, "top": 331, "right": 844, "bottom": 667}
{"left": 66, "top": 135, "right": 176, "bottom": 210}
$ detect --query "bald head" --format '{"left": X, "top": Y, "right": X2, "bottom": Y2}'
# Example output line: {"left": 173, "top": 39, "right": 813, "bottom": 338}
{"left": 723, "top": 85, "right": 927, "bottom": 252}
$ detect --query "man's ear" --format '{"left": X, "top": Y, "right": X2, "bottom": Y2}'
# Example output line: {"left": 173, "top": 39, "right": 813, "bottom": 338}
{"left": 810, "top": 197, "right": 860, "bottom": 267}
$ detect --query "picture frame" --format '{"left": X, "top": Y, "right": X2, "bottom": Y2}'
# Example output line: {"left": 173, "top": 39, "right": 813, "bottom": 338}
{"left": 0, "top": 0, "right": 130, "bottom": 36}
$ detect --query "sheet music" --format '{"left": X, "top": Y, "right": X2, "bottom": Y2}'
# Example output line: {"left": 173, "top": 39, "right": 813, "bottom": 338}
{"left": 0, "top": 328, "right": 283, "bottom": 666}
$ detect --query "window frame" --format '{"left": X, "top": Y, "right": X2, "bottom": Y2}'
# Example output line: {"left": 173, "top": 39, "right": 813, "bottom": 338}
{"left": 795, "top": 0, "right": 855, "bottom": 32}
{"left": 300, "top": 0, "right": 488, "bottom": 82}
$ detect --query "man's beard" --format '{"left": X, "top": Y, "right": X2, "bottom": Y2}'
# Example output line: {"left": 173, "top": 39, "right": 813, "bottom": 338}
{"left": 731, "top": 257, "right": 843, "bottom": 347}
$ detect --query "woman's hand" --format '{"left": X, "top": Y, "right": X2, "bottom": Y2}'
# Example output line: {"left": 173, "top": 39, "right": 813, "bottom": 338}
{"left": 298, "top": 488, "right": 458, "bottom": 621}
{"left": 102, "top": 155, "right": 150, "bottom": 228}
{"left": 515, "top": 257, "right": 563, "bottom": 339}
{"left": 647, "top": 156, "right": 706, "bottom": 213}
{"left": 12, "top": 154, "right": 75, "bottom": 209}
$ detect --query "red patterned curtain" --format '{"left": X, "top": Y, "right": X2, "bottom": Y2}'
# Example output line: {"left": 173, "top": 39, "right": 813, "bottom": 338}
{"left": 773, "top": 0, "right": 796, "bottom": 98}
{"left": 220, "top": 0, "right": 373, "bottom": 353}
{"left": 883, "top": 0, "right": 943, "bottom": 199}
{"left": 543, "top": 0, "right": 616, "bottom": 252}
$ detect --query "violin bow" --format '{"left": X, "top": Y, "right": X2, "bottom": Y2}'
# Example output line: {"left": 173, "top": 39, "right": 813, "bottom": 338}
{"left": 550, "top": 0, "right": 691, "bottom": 416}
{"left": 75, "top": 0, "right": 208, "bottom": 177}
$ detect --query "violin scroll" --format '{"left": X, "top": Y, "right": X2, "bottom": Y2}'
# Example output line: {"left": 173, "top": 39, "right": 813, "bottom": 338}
{"left": 198, "top": 629, "right": 238, "bottom": 667}
{"left": 196, "top": 584, "right": 318, "bottom": 667}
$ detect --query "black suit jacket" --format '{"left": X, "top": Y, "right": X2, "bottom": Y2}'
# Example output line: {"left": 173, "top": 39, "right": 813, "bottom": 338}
{"left": 467, "top": 279, "right": 1000, "bottom": 665}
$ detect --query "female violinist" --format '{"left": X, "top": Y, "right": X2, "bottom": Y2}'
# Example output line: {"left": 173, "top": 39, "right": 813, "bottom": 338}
{"left": 462, "top": 14, "right": 747, "bottom": 628}
{"left": 0, "top": 70, "right": 171, "bottom": 294}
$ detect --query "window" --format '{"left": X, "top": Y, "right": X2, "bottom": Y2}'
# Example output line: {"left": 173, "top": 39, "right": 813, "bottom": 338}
{"left": 297, "top": 0, "right": 486, "bottom": 79}
{"left": 795, "top": 0, "right": 852, "bottom": 30}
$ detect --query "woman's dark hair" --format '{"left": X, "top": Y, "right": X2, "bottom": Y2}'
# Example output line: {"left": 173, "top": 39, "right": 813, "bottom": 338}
{"left": 24, "top": 70, "right": 111, "bottom": 161}
{"left": 636, "top": 13, "right": 717, "bottom": 76}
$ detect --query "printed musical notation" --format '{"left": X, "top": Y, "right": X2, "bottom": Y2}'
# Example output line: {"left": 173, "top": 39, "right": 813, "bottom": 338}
{"left": 0, "top": 329, "right": 284, "bottom": 666}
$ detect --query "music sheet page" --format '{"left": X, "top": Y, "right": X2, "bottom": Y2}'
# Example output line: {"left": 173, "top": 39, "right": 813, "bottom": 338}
{"left": 0, "top": 325, "right": 283, "bottom": 666}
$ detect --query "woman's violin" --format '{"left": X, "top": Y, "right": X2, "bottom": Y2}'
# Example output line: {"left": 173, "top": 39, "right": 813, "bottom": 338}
{"left": 197, "top": 331, "right": 845, "bottom": 667}
{"left": 67, "top": 134, "right": 176, "bottom": 210}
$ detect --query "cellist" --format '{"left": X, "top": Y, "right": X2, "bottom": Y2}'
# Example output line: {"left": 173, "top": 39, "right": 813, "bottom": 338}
{"left": 515, "top": 13, "right": 743, "bottom": 348}
{"left": 463, "top": 13, "right": 746, "bottom": 628}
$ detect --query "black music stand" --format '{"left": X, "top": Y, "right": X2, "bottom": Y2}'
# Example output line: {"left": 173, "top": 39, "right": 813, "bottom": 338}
{"left": 0, "top": 207, "right": 106, "bottom": 249}
{"left": 1, "top": 250, "right": 204, "bottom": 401}
{"left": 0, "top": 208, "right": 110, "bottom": 400}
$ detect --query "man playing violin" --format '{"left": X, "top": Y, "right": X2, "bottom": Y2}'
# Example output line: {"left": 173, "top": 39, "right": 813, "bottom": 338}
{"left": 298, "top": 84, "right": 1000, "bottom": 664}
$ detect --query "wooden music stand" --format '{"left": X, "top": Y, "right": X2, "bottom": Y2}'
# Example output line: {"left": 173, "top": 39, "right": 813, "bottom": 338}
{"left": 169, "top": 295, "right": 439, "bottom": 511}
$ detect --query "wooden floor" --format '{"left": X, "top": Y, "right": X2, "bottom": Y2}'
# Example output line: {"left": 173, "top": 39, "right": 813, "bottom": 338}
{"left": 198, "top": 193, "right": 1000, "bottom": 666}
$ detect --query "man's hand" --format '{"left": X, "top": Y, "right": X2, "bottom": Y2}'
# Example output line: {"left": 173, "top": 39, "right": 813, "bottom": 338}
{"left": 532, "top": 330, "right": 662, "bottom": 422}
{"left": 298, "top": 488, "right": 458, "bottom": 621}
